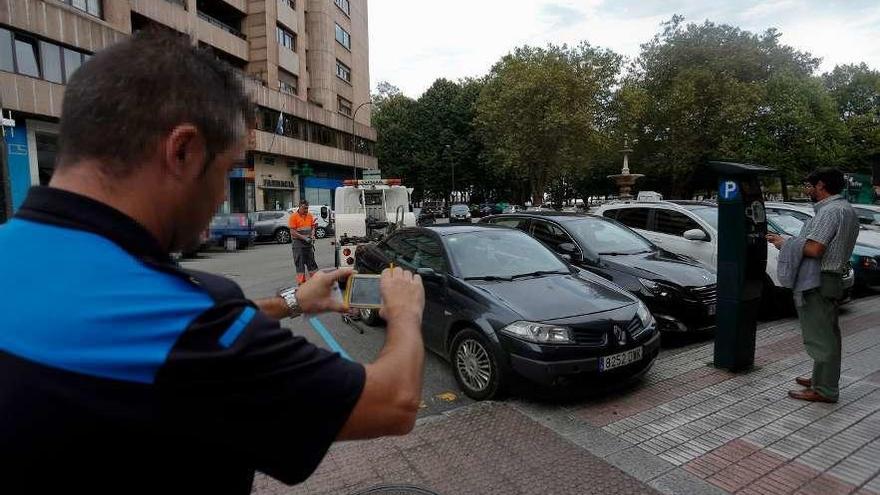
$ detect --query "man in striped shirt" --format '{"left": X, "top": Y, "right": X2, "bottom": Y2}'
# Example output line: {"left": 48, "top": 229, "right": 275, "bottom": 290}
{"left": 767, "top": 168, "right": 859, "bottom": 403}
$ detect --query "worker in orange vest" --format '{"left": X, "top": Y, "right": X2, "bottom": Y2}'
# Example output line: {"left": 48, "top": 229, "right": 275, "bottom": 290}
{"left": 289, "top": 199, "right": 319, "bottom": 284}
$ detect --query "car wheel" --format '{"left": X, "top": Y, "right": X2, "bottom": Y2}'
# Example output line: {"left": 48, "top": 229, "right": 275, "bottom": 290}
{"left": 315, "top": 227, "right": 327, "bottom": 239}
{"left": 275, "top": 228, "right": 291, "bottom": 244}
{"left": 451, "top": 329, "right": 504, "bottom": 400}
{"left": 360, "top": 308, "right": 382, "bottom": 326}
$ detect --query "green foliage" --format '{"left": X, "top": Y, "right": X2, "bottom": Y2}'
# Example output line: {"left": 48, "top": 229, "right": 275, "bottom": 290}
{"left": 475, "top": 42, "right": 621, "bottom": 204}
{"left": 372, "top": 16, "right": 878, "bottom": 203}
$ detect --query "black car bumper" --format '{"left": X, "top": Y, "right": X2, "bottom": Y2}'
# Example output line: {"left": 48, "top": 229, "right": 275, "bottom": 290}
{"left": 507, "top": 331, "right": 661, "bottom": 386}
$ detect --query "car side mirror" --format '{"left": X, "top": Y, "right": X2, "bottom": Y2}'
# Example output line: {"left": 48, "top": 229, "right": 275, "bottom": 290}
{"left": 683, "top": 229, "right": 708, "bottom": 241}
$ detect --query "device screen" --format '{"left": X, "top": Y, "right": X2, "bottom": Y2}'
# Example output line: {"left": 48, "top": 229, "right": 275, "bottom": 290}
{"left": 347, "top": 274, "right": 383, "bottom": 308}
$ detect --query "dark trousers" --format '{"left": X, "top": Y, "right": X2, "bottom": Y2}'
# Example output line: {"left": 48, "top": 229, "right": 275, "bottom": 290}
{"left": 293, "top": 244, "right": 318, "bottom": 284}
{"left": 795, "top": 273, "right": 844, "bottom": 400}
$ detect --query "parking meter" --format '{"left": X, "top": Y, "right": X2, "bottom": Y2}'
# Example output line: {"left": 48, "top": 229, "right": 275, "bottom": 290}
{"left": 708, "top": 161, "right": 774, "bottom": 371}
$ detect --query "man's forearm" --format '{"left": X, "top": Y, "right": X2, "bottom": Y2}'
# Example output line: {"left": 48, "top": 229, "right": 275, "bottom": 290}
{"left": 254, "top": 296, "right": 295, "bottom": 320}
{"left": 376, "top": 316, "right": 424, "bottom": 405}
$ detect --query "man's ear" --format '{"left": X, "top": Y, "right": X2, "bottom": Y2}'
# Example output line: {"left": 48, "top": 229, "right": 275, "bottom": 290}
{"left": 163, "top": 124, "right": 207, "bottom": 179}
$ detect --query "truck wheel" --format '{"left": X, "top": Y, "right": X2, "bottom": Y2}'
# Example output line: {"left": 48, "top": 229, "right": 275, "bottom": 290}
{"left": 275, "top": 228, "right": 291, "bottom": 244}
{"left": 315, "top": 227, "right": 327, "bottom": 239}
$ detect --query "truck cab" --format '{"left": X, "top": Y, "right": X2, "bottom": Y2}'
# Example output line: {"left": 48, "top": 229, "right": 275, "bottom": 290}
{"left": 334, "top": 178, "right": 417, "bottom": 268}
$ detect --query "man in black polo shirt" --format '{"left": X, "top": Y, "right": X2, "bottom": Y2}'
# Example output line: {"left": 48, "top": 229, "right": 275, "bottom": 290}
{"left": 0, "top": 32, "right": 425, "bottom": 493}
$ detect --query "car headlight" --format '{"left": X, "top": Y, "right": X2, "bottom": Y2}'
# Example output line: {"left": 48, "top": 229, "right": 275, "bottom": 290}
{"left": 500, "top": 321, "right": 574, "bottom": 344}
{"left": 638, "top": 278, "right": 670, "bottom": 297}
{"left": 636, "top": 301, "right": 655, "bottom": 328}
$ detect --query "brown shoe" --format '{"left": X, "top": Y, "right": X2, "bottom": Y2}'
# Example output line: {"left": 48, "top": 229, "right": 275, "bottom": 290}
{"left": 788, "top": 389, "right": 837, "bottom": 403}
{"left": 795, "top": 377, "right": 812, "bottom": 388}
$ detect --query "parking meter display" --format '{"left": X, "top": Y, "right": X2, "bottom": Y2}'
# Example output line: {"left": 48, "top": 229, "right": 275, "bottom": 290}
{"left": 345, "top": 274, "right": 383, "bottom": 308}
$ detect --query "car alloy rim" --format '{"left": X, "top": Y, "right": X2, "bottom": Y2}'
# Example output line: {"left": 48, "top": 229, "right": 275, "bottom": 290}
{"left": 278, "top": 230, "right": 291, "bottom": 243}
{"left": 456, "top": 339, "right": 492, "bottom": 391}
{"left": 316, "top": 228, "right": 326, "bottom": 238}
{"left": 360, "top": 308, "right": 373, "bottom": 321}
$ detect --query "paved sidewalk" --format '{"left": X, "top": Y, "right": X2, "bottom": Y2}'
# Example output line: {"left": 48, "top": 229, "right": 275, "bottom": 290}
{"left": 253, "top": 294, "right": 880, "bottom": 495}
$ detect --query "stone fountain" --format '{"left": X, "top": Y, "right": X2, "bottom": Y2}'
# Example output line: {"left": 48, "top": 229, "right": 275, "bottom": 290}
{"left": 607, "top": 137, "right": 643, "bottom": 200}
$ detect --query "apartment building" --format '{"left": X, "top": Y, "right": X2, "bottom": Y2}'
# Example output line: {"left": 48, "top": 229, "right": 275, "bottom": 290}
{"left": 0, "top": 0, "right": 376, "bottom": 220}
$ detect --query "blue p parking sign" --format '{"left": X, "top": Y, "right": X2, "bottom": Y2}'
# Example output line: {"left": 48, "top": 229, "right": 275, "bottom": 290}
{"left": 719, "top": 180, "right": 739, "bottom": 201}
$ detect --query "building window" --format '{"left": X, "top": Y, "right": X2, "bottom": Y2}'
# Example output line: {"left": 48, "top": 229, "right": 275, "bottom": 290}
{"left": 276, "top": 25, "right": 296, "bottom": 51}
{"left": 280, "top": 0, "right": 295, "bottom": 9}
{"left": 0, "top": 29, "right": 14, "bottom": 72}
{"left": 63, "top": 0, "right": 102, "bottom": 18}
{"left": 335, "top": 23, "right": 351, "bottom": 50}
{"left": 338, "top": 96, "right": 352, "bottom": 116}
{"left": 278, "top": 70, "right": 298, "bottom": 96}
{"left": 39, "top": 41, "right": 63, "bottom": 84}
{"left": 0, "top": 27, "right": 92, "bottom": 83}
{"left": 14, "top": 36, "right": 40, "bottom": 78}
{"left": 335, "top": 59, "right": 351, "bottom": 83}
{"left": 335, "top": 0, "right": 350, "bottom": 16}
{"left": 63, "top": 48, "right": 82, "bottom": 82}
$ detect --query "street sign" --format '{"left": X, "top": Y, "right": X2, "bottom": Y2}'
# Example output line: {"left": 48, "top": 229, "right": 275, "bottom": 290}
{"left": 719, "top": 180, "right": 739, "bottom": 201}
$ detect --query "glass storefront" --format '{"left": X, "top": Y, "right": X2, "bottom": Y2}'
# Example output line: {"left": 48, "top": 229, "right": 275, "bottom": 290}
{"left": 263, "top": 188, "right": 294, "bottom": 211}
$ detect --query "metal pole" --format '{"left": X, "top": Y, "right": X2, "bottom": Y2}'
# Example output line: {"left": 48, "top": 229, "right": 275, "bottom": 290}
{"left": 351, "top": 101, "right": 372, "bottom": 180}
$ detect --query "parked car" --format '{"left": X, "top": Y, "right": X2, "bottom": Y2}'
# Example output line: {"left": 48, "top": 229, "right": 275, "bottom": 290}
{"left": 249, "top": 210, "right": 291, "bottom": 243}
{"left": 764, "top": 204, "right": 877, "bottom": 291}
{"left": 208, "top": 213, "right": 256, "bottom": 249}
{"left": 482, "top": 212, "right": 717, "bottom": 333}
{"left": 449, "top": 203, "right": 472, "bottom": 223}
{"left": 852, "top": 204, "right": 880, "bottom": 231}
{"left": 593, "top": 200, "right": 854, "bottom": 311}
{"left": 474, "top": 203, "right": 496, "bottom": 217}
{"left": 353, "top": 224, "right": 660, "bottom": 400}
{"left": 502, "top": 204, "right": 524, "bottom": 213}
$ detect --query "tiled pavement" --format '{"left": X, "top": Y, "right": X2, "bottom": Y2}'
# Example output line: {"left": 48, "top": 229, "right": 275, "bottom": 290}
{"left": 254, "top": 295, "right": 880, "bottom": 494}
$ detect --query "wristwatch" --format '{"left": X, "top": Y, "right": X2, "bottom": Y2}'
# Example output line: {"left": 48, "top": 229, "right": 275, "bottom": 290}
{"left": 277, "top": 286, "right": 303, "bottom": 318}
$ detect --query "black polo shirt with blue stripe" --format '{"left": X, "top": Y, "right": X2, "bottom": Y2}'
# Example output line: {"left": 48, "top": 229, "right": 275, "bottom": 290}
{"left": 0, "top": 187, "right": 366, "bottom": 494}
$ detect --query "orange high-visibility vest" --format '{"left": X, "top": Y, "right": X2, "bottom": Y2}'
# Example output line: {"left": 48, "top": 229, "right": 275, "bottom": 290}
{"left": 289, "top": 212, "right": 317, "bottom": 235}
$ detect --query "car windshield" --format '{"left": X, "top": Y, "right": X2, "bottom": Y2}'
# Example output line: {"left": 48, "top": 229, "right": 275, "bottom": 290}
{"left": 564, "top": 217, "right": 654, "bottom": 255}
{"left": 768, "top": 213, "right": 805, "bottom": 236}
{"left": 682, "top": 206, "right": 718, "bottom": 229}
{"left": 445, "top": 229, "right": 568, "bottom": 279}
{"left": 451, "top": 204, "right": 469, "bottom": 213}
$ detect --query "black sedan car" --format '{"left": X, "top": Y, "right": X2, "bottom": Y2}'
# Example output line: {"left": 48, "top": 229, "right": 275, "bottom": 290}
{"left": 354, "top": 224, "right": 660, "bottom": 400}
{"left": 481, "top": 213, "right": 717, "bottom": 333}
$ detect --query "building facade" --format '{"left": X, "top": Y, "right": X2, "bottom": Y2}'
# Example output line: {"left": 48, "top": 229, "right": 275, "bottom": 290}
{"left": 0, "top": 0, "right": 376, "bottom": 221}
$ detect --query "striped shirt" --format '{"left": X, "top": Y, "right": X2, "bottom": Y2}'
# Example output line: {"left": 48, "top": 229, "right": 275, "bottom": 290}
{"left": 798, "top": 195, "right": 860, "bottom": 274}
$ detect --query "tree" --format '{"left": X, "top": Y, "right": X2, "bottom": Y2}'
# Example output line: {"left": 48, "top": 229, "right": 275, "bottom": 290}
{"left": 823, "top": 64, "right": 880, "bottom": 172}
{"left": 371, "top": 82, "right": 421, "bottom": 196}
{"left": 476, "top": 42, "right": 622, "bottom": 205}
{"left": 624, "top": 17, "right": 843, "bottom": 196}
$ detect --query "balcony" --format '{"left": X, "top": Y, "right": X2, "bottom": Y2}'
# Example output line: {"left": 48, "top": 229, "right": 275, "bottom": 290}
{"left": 197, "top": 12, "right": 245, "bottom": 39}
{"left": 277, "top": 0, "right": 298, "bottom": 32}
{"left": 278, "top": 46, "right": 300, "bottom": 75}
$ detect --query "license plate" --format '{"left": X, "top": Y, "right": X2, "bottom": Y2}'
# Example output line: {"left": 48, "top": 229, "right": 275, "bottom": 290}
{"left": 599, "top": 347, "right": 643, "bottom": 372}
{"left": 708, "top": 304, "right": 716, "bottom": 316}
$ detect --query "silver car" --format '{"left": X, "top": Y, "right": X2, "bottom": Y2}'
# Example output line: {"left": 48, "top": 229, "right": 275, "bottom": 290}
{"left": 249, "top": 211, "right": 291, "bottom": 244}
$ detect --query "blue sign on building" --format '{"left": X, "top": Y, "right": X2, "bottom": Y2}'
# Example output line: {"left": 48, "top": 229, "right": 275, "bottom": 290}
{"left": 4, "top": 120, "right": 31, "bottom": 212}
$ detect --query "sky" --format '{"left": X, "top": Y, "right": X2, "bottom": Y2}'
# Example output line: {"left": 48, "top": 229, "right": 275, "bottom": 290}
{"left": 368, "top": 0, "right": 880, "bottom": 97}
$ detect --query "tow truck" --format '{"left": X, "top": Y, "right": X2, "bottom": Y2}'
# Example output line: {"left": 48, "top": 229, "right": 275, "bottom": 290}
{"left": 333, "top": 178, "right": 416, "bottom": 269}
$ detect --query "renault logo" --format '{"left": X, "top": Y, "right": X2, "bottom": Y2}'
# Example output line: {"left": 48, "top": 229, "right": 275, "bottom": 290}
{"left": 613, "top": 325, "right": 626, "bottom": 345}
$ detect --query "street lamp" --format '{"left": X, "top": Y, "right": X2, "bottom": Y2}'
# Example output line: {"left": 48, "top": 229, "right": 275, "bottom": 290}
{"left": 351, "top": 101, "right": 372, "bottom": 180}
